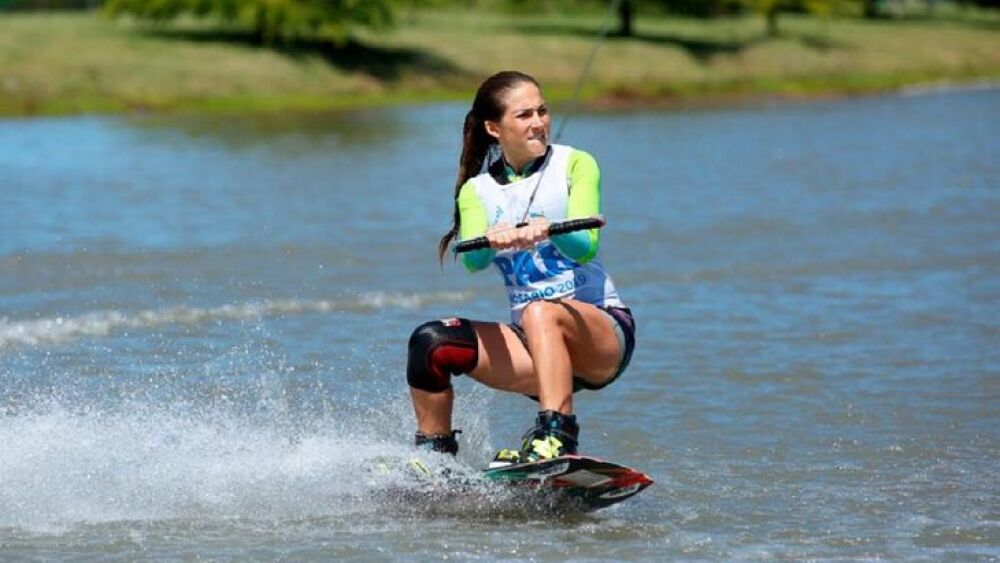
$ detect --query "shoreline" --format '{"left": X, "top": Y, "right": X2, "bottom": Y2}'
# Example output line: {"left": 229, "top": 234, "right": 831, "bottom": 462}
{"left": 580, "top": 76, "right": 1000, "bottom": 112}
{"left": 2, "top": 10, "right": 998, "bottom": 119}
{"left": 2, "top": 77, "right": 996, "bottom": 121}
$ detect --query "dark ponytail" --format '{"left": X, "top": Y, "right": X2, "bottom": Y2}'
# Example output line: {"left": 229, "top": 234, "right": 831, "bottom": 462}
{"left": 437, "top": 71, "right": 541, "bottom": 264}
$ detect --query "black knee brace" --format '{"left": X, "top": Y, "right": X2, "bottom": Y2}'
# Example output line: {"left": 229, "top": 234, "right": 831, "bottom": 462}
{"left": 406, "top": 318, "right": 479, "bottom": 393}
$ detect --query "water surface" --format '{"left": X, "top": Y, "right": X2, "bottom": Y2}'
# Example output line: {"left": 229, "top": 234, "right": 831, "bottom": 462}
{"left": 1, "top": 87, "right": 998, "bottom": 560}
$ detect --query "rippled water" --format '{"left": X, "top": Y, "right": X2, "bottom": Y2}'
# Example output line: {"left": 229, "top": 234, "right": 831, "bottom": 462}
{"left": 1, "top": 86, "right": 998, "bottom": 560}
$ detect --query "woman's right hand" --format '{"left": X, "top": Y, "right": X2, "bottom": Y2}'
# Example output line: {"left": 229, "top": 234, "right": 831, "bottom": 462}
{"left": 486, "top": 223, "right": 514, "bottom": 250}
{"left": 486, "top": 219, "right": 550, "bottom": 251}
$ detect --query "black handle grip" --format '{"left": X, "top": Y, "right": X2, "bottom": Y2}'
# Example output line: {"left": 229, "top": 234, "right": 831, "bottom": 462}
{"left": 454, "top": 215, "right": 605, "bottom": 254}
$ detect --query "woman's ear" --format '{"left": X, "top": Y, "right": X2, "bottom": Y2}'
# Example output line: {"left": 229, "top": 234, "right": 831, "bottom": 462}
{"left": 484, "top": 120, "right": 500, "bottom": 140}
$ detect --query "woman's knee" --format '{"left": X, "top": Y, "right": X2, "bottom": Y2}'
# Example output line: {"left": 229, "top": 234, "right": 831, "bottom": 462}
{"left": 406, "top": 318, "right": 479, "bottom": 392}
{"left": 520, "top": 300, "right": 567, "bottom": 333}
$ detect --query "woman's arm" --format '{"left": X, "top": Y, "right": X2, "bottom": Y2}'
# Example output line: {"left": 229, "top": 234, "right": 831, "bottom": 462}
{"left": 550, "top": 149, "right": 601, "bottom": 263}
{"left": 457, "top": 181, "right": 496, "bottom": 271}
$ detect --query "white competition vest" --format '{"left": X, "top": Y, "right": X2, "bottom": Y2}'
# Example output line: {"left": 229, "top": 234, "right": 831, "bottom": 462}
{"left": 469, "top": 144, "right": 624, "bottom": 325}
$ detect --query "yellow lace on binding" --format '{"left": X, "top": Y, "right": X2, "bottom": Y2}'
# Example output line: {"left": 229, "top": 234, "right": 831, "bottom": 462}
{"left": 527, "top": 436, "right": 564, "bottom": 460}
{"left": 495, "top": 449, "right": 521, "bottom": 462}
{"left": 408, "top": 458, "right": 432, "bottom": 476}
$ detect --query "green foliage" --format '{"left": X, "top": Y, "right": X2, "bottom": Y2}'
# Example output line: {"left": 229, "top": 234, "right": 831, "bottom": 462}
{"left": 1, "top": 0, "right": 100, "bottom": 10}
{"left": 736, "top": 0, "right": 864, "bottom": 34}
{"left": 103, "top": 0, "right": 397, "bottom": 45}
{"left": 660, "top": 0, "right": 745, "bottom": 17}
{"left": 651, "top": 0, "right": 864, "bottom": 18}
{"left": 742, "top": 0, "right": 862, "bottom": 15}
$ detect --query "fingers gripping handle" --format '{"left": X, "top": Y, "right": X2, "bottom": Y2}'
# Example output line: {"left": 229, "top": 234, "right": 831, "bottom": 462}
{"left": 453, "top": 216, "right": 606, "bottom": 254}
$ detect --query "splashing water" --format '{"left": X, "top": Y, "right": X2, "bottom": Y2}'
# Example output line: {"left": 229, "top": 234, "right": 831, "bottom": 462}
{"left": 0, "top": 291, "right": 473, "bottom": 350}
{"left": 0, "top": 369, "right": 511, "bottom": 535}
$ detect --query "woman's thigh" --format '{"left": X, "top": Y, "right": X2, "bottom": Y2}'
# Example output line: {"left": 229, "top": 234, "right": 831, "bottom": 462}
{"left": 465, "top": 298, "right": 622, "bottom": 393}
{"left": 467, "top": 321, "right": 538, "bottom": 396}
{"left": 541, "top": 299, "right": 622, "bottom": 385}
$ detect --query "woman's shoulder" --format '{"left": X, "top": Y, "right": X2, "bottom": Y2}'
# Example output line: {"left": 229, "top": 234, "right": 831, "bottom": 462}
{"left": 551, "top": 143, "right": 590, "bottom": 155}
{"left": 560, "top": 146, "right": 599, "bottom": 176}
{"left": 458, "top": 177, "right": 479, "bottom": 198}
{"left": 552, "top": 144, "right": 597, "bottom": 163}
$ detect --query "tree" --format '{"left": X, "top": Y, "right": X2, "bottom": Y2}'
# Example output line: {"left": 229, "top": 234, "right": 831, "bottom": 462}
{"left": 1, "top": 0, "right": 100, "bottom": 9}
{"left": 615, "top": 1, "right": 841, "bottom": 38}
{"left": 103, "top": 0, "right": 398, "bottom": 46}
{"left": 612, "top": 0, "right": 743, "bottom": 38}
{"left": 658, "top": 0, "right": 743, "bottom": 17}
{"left": 617, "top": 0, "right": 633, "bottom": 37}
{"left": 742, "top": 0, "right": 860, "bottom": 36}
{"left": 624, "top": 1, "right": 864, "bottom": 37}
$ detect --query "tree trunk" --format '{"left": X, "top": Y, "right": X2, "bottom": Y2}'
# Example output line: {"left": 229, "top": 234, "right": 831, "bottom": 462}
{"left": 863, "top": 0, "right": 880, "bottom": 18}
{"left": 766, "top": 7, "right": 780, "bottom": 37}
{"left": 617, "top": 0, "right": 633, "bottom": 38}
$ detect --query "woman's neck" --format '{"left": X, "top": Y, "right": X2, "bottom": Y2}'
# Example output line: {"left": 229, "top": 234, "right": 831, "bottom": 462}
{"left": 504, "top": 155, "right": 533, "bottom": 175}
{"left": 502, "top": 146, "right": 549, "bottom": 177}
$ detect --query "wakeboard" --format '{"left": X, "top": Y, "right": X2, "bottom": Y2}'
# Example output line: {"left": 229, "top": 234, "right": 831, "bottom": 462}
{"left": 482, "top": 454, "right": 653, "bottom": 511}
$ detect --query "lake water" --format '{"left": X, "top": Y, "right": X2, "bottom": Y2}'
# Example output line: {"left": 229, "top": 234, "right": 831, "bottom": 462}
{"left": 1, "top": 86, "right": 998, "bottom": 560}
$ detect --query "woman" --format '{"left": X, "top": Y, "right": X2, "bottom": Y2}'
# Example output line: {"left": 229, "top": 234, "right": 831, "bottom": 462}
{"left": 406, "top": 70, "right": 635, "bottom": 465}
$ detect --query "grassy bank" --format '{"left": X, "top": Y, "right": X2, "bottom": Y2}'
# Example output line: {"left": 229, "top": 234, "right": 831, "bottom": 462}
{"left": 1, "top": 8, "right": 998, "bottom": 116}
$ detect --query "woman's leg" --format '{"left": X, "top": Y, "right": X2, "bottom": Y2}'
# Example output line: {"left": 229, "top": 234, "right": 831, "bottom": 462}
{"left": 487, "top": 298, "right": 623, "bottom": 460}
{"left": 409, "top": 387, "right": 454, "bottom": 436}
{"left": 518, "top": 299, "right": 622, "bottom": 415}
{"left": 407, "top": 300, "right": 622, "bottom": 455}
{"left": 408, "top": 319, "right": 536, "bottom": 437}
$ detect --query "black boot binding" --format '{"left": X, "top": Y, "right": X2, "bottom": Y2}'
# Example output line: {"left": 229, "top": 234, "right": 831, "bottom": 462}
{"left": 491, "top": 410, "right": 580, "bottom": 467}
{"left": 521, "top": 410, "right": 579, "bottom": 461}
{"left": 414, "top": 430, "right": 461, "bottom": 455}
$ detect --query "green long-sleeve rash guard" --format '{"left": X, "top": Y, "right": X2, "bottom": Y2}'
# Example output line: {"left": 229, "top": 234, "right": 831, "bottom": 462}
{"left": 457, "top": 149, "right": 602, "bottom": 272}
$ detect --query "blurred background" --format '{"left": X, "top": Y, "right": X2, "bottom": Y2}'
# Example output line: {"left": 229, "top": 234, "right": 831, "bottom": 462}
{"left": 1, "top": 0, "right": 999, "bottom": 115}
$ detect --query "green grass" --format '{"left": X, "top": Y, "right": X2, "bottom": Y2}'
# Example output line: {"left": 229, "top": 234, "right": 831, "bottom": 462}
{"left": 0, "top": 7, "right": 998, "bottom": 116}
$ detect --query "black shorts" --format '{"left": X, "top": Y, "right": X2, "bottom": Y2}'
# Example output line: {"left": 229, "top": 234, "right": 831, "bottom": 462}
{"left": 508, "top": 305, "right": 635, "bottom": 396}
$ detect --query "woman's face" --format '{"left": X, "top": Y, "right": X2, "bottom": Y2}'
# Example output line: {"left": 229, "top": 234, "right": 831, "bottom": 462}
{"left": 485, "top": 81, "right": 550, "bottom": 171}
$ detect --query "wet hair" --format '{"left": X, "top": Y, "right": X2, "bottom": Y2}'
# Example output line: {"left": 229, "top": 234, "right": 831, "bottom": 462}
{"left": 437, "top": 70, "right": 542, "bottom": 263}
